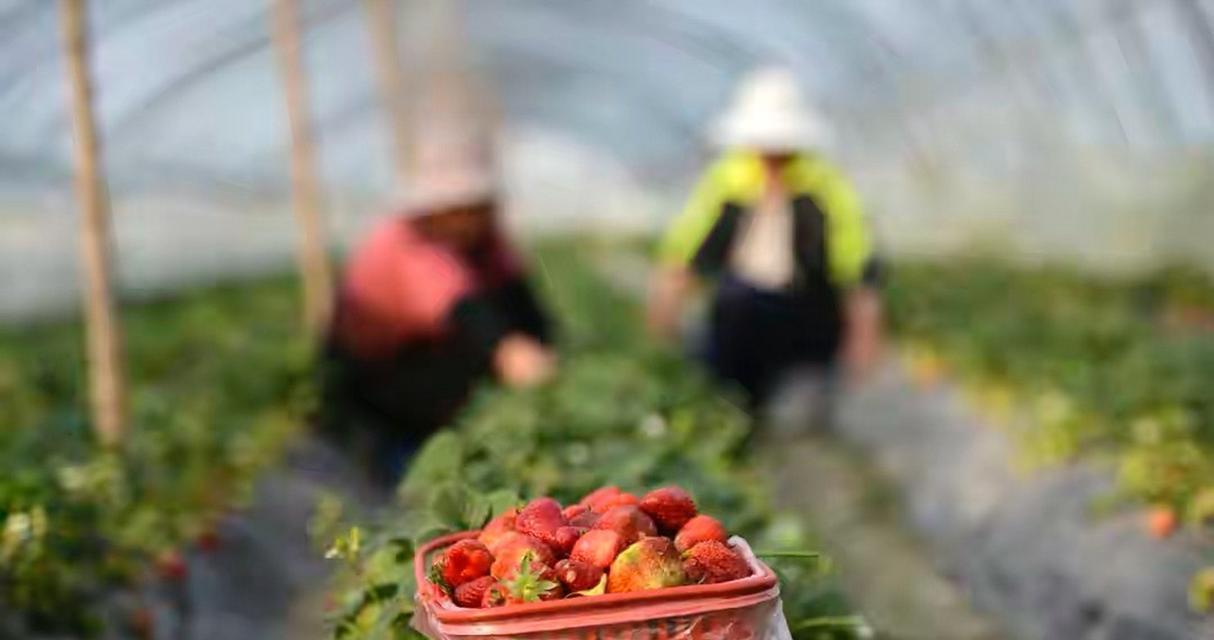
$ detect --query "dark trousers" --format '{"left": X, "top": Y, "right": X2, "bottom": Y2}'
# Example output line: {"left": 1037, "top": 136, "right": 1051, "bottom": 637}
{"left": 705, "top": 275, "right": 841, "bottom": 408}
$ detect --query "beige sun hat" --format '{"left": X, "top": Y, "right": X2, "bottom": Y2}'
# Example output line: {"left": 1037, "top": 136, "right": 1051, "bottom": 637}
{"left": 397, "top": 117, "right": 497, "bottom": 213}
{"left": 396, "top": 64, "right": 500, "bottom": 214}
{"left": 711, "top": 66, "right": 832, "bottom": 151}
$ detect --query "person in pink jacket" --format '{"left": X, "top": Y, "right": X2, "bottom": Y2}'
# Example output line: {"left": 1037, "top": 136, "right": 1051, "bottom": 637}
{"left": 323, "top": 110, "right": 554, "bottom": 483}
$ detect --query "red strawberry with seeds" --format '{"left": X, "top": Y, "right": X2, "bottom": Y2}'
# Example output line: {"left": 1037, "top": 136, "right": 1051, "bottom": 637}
{"left": 598, "top": 492, "right": 640, "bottom": 511}
{"left": 490, "top": 534, "right": 555, "bottom": 580}
{"left": 639, "top": 486, "right": 697, "bottom": 533}
{"left": 454, "top": 575, "right": 497, "bottom": 608}
{"left": 156, "top": 549, "right": 188, "bottom": 582}
{"left": 570, "top": 529, "right": 624, "bottom": 570}
{"left": 580, "top": 486, "right": 624, "bottom": 513}
{"left": 683, "top": 540, "right": 750, "bottom": 584}
{"left": 564, "top": 504, "right": 601, "bottom": 527}
{"left": 552, "top": 526, "right": 584, "bottom": 556}
{"left": 515, "top": 498, "right": 567, "bottom": 549}
{"left": 675, "top": 515, "right": 728, "bottom": 552}
{"left": 438, "top": 539, "right": 493, "bottom": 587}
{"left": 499, "top": 551, "right": 562, "bottom": 602}
{"left": 592, "top": 505, "right": 657, "bottom": 544}
{"left": 481, "top": 582, "right": 510, "bottom": 608}
{"left": 554, "top": 558, "right": 603, "bottom": 592}
{"left": 478, "top": 507, "right": 518, "bottom": 549}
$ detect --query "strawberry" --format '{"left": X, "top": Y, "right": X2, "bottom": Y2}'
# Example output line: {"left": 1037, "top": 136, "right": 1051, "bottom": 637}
{"left": 156, "top": 549, "right": 188, "bottom": 582}
{"left": 570, "top": 529, "right": 624, "bottom": 570}
{"left": 675, "top": 515, "right": 728, "bottom": 552}
{"left": 500, "top": 551, "right": 562, "bottom": 602}
{"left": 592, "top": 505, "right": 657, "bottom": 544}
{"left": 683, "top": 540, "right": 750, "bottom": 584}
{"left": 639, "top": 486, "right": 697, "bottom": 533}
{"left": 478, "top": 507, "right": 518, "bottom": 549}
{"left": 481, "top": 582, "right": 510, "bottom": 608}
{"left": 598, "top": 492, "right": 640, "bottom": 511}
{"left": 552, "top": 526, "right": 584, "bottom": 556}
{"left": 515, "top": 498, "right": 567, "bottom": 549}
{"left": 580, "top": 486, "right": 622, "bottom": 512}
{"left": 195, "top": 528, "right": 221, "bottom": 553}
{"left": 606, "top": 537, "right": 687, "bottom": 593}
{"left": 1145, "top": 506, "right": 1177, "bottom": 539}
{"left": 443, "top": 539, "right": 494, "bottom": 587}
{"left": 580, "top": 486, "right": 638, "bottom": 513}
{"left": 490, "top": 534, "right": 555, "bottom": 580}
{"left": 554, "top": 558, "right": 603, "bottom": 592}
{"left": 453, "top": 575, "right": 497, "bottom": 608}
{"left": 564, "top": 504, "right": 600, "bottom": 528}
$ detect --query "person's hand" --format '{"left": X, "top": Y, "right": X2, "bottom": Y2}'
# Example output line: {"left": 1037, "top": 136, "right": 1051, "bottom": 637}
{"left": 646, "top": 267, "right": 692, "bottom": 341}
{"left": 493, "top": 334, "right": 556, "bottom": 388}
{"left": 842, "top": 288, "right": 884, "bottom": 385}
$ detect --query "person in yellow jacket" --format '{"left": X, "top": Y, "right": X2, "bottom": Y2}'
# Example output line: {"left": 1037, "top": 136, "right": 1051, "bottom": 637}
{"left": 648, "top": 67, "right": 883, "bottom": 412}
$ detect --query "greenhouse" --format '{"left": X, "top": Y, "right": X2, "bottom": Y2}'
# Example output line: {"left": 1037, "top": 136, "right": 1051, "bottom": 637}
{"left": 1, "top": 1, "right": 1213, "bottom": 639}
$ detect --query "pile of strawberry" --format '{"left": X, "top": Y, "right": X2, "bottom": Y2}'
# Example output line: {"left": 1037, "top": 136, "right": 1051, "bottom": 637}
{"left": 427, "top": 486, "right": 753, "bottom": 608}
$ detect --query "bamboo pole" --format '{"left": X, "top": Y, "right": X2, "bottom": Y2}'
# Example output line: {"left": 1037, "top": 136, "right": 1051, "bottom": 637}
{"left": 59, "top": 0, "right": 127, "bottom": 447}
{"left": 270, "top": 0, "right": 334, "bottom": 334}
{"left": 363, "top": 0, "right": 412, "bottom": 179}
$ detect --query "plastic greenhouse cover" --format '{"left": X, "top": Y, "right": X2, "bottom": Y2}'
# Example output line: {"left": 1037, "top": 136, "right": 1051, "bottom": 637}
{"left": 1, "top": 0, "right": 1212, "bottom": 197}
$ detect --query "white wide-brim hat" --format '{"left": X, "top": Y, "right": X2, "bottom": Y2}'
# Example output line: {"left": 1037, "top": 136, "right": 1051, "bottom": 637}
{"left": 397, "top": 67, "right": 500, "bottom": 215}
{"left": 711, "top": 67, "right": 832, "bottom": 151}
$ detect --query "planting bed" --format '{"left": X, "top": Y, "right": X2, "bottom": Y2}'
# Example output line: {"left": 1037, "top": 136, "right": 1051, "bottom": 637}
{"left": 868, "top": 259, "right": 1214, "bottom": 638}
{"left": 0, "top": 278, "right": 312, "bottom": 636}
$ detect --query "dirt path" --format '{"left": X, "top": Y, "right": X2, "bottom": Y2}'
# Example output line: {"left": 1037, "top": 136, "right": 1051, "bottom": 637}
{"left": 180, "top": 437, "right": 386, "bottom": 640}
{"left": 763, "top": 434, "right": 1004, "bottom": 640}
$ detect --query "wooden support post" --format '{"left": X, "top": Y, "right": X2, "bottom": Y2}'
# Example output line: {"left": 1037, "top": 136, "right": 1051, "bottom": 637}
{"left": 270, "top": 0, "right": 334, "bottom": 334}
{"left": 59, "top": 0, "right": 127, "bottom": 447}
{"left": 363, "top": 0, "right": 412, "bottom": 180}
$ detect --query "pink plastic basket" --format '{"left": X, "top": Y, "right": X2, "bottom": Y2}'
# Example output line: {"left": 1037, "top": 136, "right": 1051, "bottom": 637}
{"left": 412, "top": 531, "right": 788, "bottom": 640}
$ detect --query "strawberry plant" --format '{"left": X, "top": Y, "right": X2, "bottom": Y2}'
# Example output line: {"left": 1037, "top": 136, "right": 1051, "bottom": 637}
{"left": 0, "top": 278, "right": 311, "bottom": 634}
{"left": 323, "top": 241, "right": 864, "bottom": 639}
{"left": 886, "top": 257, "right": 1214, "bottom": 612}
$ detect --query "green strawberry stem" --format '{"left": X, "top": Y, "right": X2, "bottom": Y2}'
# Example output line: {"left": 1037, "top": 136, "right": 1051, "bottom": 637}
{"left": 791, "top": 615, "right": 869, "bottom": 631}
{"left": 755, "top": 550, "right": 823, "bottom": 560}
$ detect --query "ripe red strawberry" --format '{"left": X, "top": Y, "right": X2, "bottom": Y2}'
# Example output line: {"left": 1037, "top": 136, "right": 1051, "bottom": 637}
{"left": 563, "top": 504, "right": 588, "bottom": 520}
{"left": 515, "top": 498, "right": 567, "bottom": 549}
{"left": 566, "top": 506, "right": 600, "bottom": 528}
{"left": 481, "top": 582, "right": 510, "bottom": 608}
{"left": 552, "top": 526, "right": 584, "bottom": 556}
{"left": 598, "top": 492, "right": 640, "bottom": 511}
{"left": 499, "top": 551, "right": 562, "bottom": 602}
{"left": 675, "top": 515, "right": 728, "bottom": 552}
{"left": 156, "top": 549, "right": 188, "bottom": 582}
{"left": 580, "top": 486, "right": 620, "bottom": 511}
{"left": 129, "top": 606, "right": 154, "bottom": 640}
{"left": 437, "top": 539, "right": 493, "bottom": 588}
{"left": 570, "top": 529, "right": 624, "bottom": 570}
{"left": 592, "top": 505, "right": 657, "bottom": 544}
{"left": 490, "top": 534, "right": 555, "bottom": 580}
{"left": 581, "top": 486, "right": 641, "bottom": 513}
{"left": 478, "top": 507, "right": 518, "bottom": 549}
{"left": 195, "top": 528, "right": 221, "bottom": 553}
{"left": 554, "top": 558, "right": 603, "bottom": 592}
{"left": 639, "top": 486, "right": 697, "bottom": 533}
{"left": 606, "top": 537, "right": 687, "bottom": 593}
{"left": 683, "top": 540, "right": 751, "bottom": 584}
{"left": 453, "top": 575, "right": 497, "bottom": 608}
